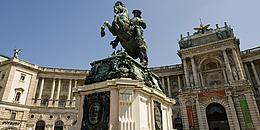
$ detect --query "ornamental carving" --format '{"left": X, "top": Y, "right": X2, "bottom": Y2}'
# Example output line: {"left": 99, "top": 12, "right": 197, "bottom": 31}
{"left": 154, "top": 101, "right": 163, "bottom": 130}
{"left": 81, "top": 91, "right": 110, "bottom": 130}
{"left": 85, "top": 52, "right": 164, "bottom": 92}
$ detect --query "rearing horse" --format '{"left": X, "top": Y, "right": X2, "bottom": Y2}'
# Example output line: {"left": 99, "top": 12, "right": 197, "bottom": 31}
{"left": 101, "top": 1, "right": 148, "bottom": 66}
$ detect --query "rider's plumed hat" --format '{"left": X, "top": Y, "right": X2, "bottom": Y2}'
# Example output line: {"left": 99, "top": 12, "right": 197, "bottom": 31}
{"left": 132, "top": 9, "right": 142, "bottom": 15}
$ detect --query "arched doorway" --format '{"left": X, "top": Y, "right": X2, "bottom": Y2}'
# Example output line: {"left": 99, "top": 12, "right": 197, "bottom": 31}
{"left": 206, "top": 103, "right": 229, "bottom": 130}
{"left": 54, "top": 120, "right": 64, "bottom": 130}
{"left": 35, "top": 120, "right": 45, "bottom": 130}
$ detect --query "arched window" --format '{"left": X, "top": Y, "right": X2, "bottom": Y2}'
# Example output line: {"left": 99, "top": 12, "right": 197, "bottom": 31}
{"left": 35, "top": 120, "right": 45, "bottom": 130}
{"left": 14, "top": 88, "right": 24, "bottom": 103}
{"left": 54, "top": 120, "right": 64, "bottom": 130}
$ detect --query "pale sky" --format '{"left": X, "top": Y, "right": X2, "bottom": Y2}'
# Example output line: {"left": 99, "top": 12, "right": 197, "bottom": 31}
{"left": 0, "top": 0, "right": 259, "bottom": 69}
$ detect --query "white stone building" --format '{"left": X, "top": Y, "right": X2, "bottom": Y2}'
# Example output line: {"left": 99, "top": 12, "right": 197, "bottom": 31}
{"left": 0, "top": 57, "right": 87, "bottom": 130}
{"left": 152, "top": 23, "right": 260, "bottom": 130}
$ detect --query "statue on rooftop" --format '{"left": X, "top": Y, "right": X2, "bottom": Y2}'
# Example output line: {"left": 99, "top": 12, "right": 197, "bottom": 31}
{"left": 13, "top": 49, "right": 22, "bottom": 59}
{"left": 101, "top": 1, "right": 148, "bottom": 66}
{"left": 193, "top": 19, "right": 211, "bottom": 34}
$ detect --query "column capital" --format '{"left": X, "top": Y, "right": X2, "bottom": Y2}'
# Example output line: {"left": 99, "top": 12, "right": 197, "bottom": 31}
{"left": 190, "top": 56, "right": 195, "bottom": 59}
{"left": 182, "top": 57, "right": 187, "bottom": 60}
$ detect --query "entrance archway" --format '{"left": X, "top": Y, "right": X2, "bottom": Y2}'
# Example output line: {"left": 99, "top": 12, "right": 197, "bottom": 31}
{"left": 206, "top": 103, "right": 229, "bottom": 130}
{"left": 54, "top": 120, "right": 64, "bottom": 130}
{"left": 35, "top": 120, "right": 45, "bottom": 130}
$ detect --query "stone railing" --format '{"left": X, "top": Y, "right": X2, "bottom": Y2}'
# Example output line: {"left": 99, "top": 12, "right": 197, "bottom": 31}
{"left": 241, "top": 46, "right": 260, "bottom": 55}
{"left": 33, "top": 99, "right": 75, "bottom": 108}
{"left": 39, "top": 67, "right": 88, "bottom": 74}
{"left": 179, "top": 25, "right": 234, "bottom": 49}
{"left": 150, "top": 64, "right": 182, "bottom": 71}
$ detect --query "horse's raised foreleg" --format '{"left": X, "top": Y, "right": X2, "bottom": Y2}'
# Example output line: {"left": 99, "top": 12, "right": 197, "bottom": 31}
{"left": 101, "top": 21, "right": 117, "bottom": 37}
{"left": 101, "top": 21, "right": 109, "bottom": 37}
{"left": 110, "top": 36, "right": 120, "bottom": 49}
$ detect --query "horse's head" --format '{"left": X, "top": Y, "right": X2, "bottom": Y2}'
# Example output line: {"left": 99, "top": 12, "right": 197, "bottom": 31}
{"left": 114, "top": 1, "right": 128, "bottom": 15}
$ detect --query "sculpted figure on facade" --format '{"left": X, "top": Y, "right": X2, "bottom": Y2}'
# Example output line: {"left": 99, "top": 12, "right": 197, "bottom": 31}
{"left": 101, "top": 1, "right": 148, "bottom": 66}
{"left": 13, "top": 48, "right": 22, "bottom": 59}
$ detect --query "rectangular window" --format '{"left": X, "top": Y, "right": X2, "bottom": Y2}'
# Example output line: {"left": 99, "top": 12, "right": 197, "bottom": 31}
{"left": 20, "top": 74, "right": 26, "bottom": 81}
{"left": 10, "top": 112, "right": 16, "bottom": 120}
{"left": 1, "top": 73, "right": 5, "bottom": 80}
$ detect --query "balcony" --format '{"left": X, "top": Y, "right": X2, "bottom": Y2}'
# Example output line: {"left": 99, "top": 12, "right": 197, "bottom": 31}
{"left": 33, "top": 98, "right": 76, "bottom": 108}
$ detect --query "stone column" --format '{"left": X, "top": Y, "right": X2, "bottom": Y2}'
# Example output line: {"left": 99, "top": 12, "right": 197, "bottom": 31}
{"left": 223, "top": 49, "right": 234, "bottom": 82}
{"left": 183, "top": 58, "right": 190, "bottom": 88}
{"left": 199, "top": 73, "right": 205, "bottom": 88}
{"left": 244, "top": 63, "right": 253, "bottom": 84}
{"left": 195, "top": 97, "right": 204, "bottom": 129}
{"left": 178, "top": 75, "right": 182, "bottom": 92}
{"left": 48, "top": 79, "right": 56, "bottom": 106}
{"left": 66, "top": 79, "right": 72, "bottom": 107}
{"left": 222, "top": 69, "right": 228, "bottom": 85}
{"left": 232, "top": 48, "right": 245, "bottom": 80}
{"left": 191, "top": 57, "right": 199, "bottom": 87}
{"left": 167, "top": 76, "right": 172, "bottom": 97}
{"left": 245, "top": 93, "right": 260, "bottom": 129}
{"left": 37, "top": 78, "right": 44, "bottom": 106}
{"left": 33, "top": 78, "right": 39, "bottom": 104}
{"left": 226, "top": 91, "right": 240, "bottom": 129}
{"left": 54, "top": 79, "right": 61, "bottom": 107}
{"left": 250, "top": 61, "right": 260, "bottom": 86}
{"left": 72, "top": 80, "right": 77, "bottom": 107}
{"left": 161, "top": 76, "right": 165, "bottom": 90}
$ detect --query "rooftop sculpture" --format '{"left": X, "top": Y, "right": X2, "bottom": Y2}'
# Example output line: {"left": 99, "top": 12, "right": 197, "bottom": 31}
{"left": 100, "top": 1, "right": 148, "bottom": 66}
{"left": 13, "top": 49, "right": 22, "bottom": 59}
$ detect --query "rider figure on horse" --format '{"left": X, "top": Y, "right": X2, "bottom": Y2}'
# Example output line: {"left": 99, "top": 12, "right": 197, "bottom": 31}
{"left": 130, "top": 9, "right": 148, "bottom": 66}
{"left": 101, "top": 1, "right": 149, "bottom": 66}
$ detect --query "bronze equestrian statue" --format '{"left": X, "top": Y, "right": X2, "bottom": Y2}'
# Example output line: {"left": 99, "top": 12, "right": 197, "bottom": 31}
{"left": 101, "top": 1, "right": 148, "bottom": 66}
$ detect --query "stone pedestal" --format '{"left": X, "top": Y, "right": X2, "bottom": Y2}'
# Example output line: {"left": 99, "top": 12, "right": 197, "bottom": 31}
{"left": 75, "top": 78, "right": 174, "bottom": 130}
{"left": 73, "top": 53, "right": 175, "bottom": 130}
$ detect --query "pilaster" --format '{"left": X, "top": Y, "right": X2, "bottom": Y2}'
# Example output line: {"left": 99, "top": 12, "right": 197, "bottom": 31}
{"left": 167, "top": 76, "right": 171, "bottom": 97}
{"left": 179, "top": 98, "right": 189, "bottom": 130}
{"left": 245, "top": 93, "right": 260, "bottom": 129}
{"left": 191, "top": 57, "right": 199, "bottom": 87}
{"left": 226, "top": 91, "right": 240, "bottom": 129}
{"left": 195, "top": 97, "right": 204, "bottom": 129}
{"left": 183, "top": 58, "right": 190, "bottom": 88}
{"left": 177, "top": 75, "right": 182, "bottom": 92}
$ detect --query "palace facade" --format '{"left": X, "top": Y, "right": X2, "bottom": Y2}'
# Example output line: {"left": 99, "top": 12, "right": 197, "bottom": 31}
{"left": 0, "top": 23, "right": 260, "bottom": 130}
{"left": 0, "top": 58, "right": 87, "bottom": 130}
{"left": 152, "top": 23, "right": 260, "bottom": 130}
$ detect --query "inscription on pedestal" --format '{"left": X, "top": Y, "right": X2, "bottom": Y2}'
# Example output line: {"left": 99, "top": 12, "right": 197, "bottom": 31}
{"left": 81, "top": 92, "right": 110, "bottom": 130}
